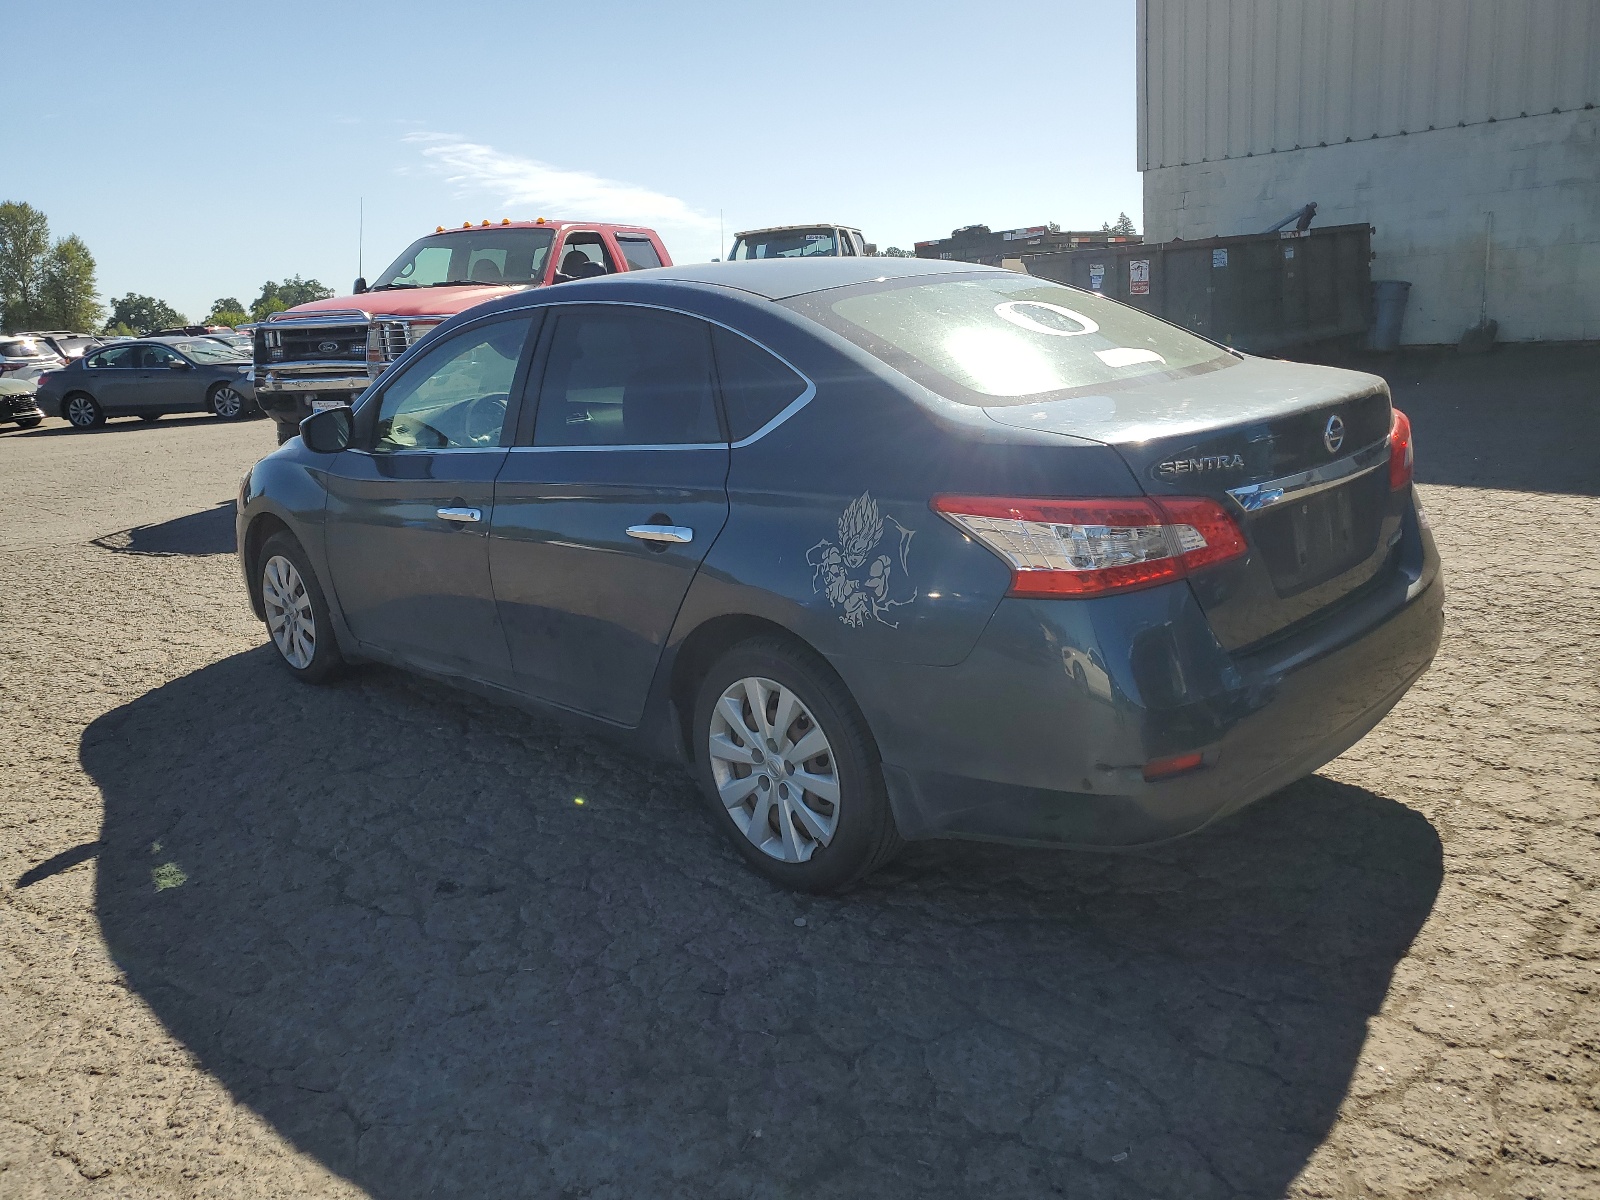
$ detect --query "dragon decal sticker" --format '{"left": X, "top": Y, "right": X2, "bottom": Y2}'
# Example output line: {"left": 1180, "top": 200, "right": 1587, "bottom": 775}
{"left": 808, "top": 491, "right": 918, "bottom": 628}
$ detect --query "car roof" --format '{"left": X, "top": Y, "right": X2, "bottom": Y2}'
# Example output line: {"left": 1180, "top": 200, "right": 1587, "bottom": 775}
{"left": 734, "top": 224, "right": 862, "bottom": 238}
{"left": 639, "top": 256, "right": 1003, "bottom": 301}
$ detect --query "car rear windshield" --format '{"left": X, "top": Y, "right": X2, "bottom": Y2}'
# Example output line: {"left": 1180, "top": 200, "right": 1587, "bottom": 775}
{"left": 730, "top": 230, "right": 838, "bottom": 259}
{"left": 0, "top": 339, "right": 45, "bottom": 358}
{"left": 785, "top": 272, "right": 1238, "bottom": 406}
{"left": 372, "top": 228, "right": 556, "bottom": 289}
{"left": 172, "top": 340, "right": 247, "bottom": 363}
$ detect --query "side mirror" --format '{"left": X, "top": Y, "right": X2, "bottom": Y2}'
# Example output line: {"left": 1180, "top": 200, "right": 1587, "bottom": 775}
{"left": 353, "top": 276, "right": 368, "bottom": 294}
{"left": 299, "top": 405, "right": 351, "bottom": 453}
{"left": 169, "top": 359, "right": 192, "bottom": 370}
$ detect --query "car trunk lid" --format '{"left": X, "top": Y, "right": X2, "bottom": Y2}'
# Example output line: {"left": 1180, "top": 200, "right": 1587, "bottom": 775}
{"left": 984, "top": 356, "right": 1401, "bottom": 649}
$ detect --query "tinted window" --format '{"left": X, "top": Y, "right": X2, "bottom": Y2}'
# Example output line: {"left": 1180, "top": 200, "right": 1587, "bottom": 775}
{"left": 372, "top": 316, "right": 532, "bottom": 452}
{"left": 533, "top": 308, "right": 720, "bottom": 448}
{"left": 712, "top": 328, "right": 808, "bottom": 440}
{"left": 616, "top": 236, "right": 663, "bottom": 271}
{"left": 140, "top": 345, "right": 183, "bottom": 368}
{"left": 730, "top": 230, "right": 839, "bottom": 259}
{"left": 788, "top": 273, "right": 1236, "bottom": 405}
{"left": 372, "top": 229, "right": 555, "bottom": 289}
{"left": 89, "top": 346, "right": 136, "bottom": 368}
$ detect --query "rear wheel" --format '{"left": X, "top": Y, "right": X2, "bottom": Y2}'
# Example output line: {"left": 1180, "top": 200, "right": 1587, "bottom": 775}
{"left": 692, "top": 637, "right": 901, "bottom": 893}
{"left": 14, "top": 417, "right": 41, "bottom": 429}
{"left": 258, "top": 531, "right": 343, "bottom": 683}
{"left": 63, "top": 393, "right": 103, "bottom": 429}
{"left": 209, "top": 383, "right": 247, "bottom": 419}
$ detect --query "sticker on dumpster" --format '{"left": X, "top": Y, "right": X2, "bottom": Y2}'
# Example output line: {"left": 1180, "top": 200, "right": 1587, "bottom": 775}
{"left": 1089, "top": 264, "right": 1105, "bottom": 290}
{"left": 1212, "top": 248, "right": 1228, "bottom": 268}
{"left": 1129, "top": 260, "right": 1150, "bottom": 295}
{"left": 1283, "top": 245, "right": 1296, "bottom": 260}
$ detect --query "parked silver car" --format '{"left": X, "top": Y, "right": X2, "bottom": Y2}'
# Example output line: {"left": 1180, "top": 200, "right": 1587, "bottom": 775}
{"left": 34, "top": 338, "right": 257, "bottom": 429}
{"left": 0, "top": 335, "right": 65, "bottom": 385}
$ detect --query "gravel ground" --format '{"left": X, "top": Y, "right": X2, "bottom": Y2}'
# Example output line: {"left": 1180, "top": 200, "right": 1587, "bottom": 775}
{"left": 1, "top": 348, "right": 1596, "bottom": 1200}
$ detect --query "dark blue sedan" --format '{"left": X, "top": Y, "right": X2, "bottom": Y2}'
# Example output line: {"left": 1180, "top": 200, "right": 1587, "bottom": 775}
{"left": 236, "top": 258, "right": 1443, "bottom": 892}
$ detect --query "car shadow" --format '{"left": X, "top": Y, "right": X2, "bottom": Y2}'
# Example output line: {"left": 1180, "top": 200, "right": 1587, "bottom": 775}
{"left": 85, "top": 651, "right": 1441, "bottom": 1199}
{"left": 92, "top": 501, "right": 236, "bottom": 556}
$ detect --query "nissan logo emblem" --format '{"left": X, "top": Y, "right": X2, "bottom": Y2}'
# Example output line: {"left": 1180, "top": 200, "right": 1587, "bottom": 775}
{"left": 1323, "top": 414, "right": 1345, "bottom": 454}
{"left": 317, "top": 340, "right": 341, "bottom": 354}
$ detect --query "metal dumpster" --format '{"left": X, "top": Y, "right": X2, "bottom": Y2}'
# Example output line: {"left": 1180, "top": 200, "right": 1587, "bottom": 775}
{"left": 1022, "top": 223, "right": 1373, "bottom": 353}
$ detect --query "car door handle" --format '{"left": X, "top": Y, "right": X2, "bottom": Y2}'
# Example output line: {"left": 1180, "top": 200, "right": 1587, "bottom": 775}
{"left": 436, "top": 507, "right": 482, "bottom": 523}
{"left": 626, "top": 524, "right": 693, "bottom": 544}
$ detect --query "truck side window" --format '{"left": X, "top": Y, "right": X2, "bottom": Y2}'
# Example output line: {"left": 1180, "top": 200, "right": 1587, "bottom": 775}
{"left": 616, "top": 236, "right": 663, "bottom": 271}
{"left": 555, "top": 234, "right": 615, "bottom": 281}
{"left": 837, "top": 230, "right": 856, "bottom": 256}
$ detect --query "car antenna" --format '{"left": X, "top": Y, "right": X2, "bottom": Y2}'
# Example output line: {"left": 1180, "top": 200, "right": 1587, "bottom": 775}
{"left": 358, "top": 197, "right": 364, "bottom": 281}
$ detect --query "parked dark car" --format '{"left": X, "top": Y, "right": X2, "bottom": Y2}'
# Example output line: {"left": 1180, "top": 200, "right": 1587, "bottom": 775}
{"left": 36, "top": 337, "right": 256, "bottom": 429}
{"left": 0, "top": 378, "right": 44, "bottom": 428}
{"left": 236, "top": 258, "right": 1443, "bottom": 892}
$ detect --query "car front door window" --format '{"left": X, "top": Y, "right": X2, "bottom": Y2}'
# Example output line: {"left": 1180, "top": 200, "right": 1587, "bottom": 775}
{"left": 372, "top": 319, "right": 530, "bottom": 452}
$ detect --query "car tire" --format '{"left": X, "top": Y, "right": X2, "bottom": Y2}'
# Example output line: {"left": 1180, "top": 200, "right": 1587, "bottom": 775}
{"left": 63, "top": 393, "right": 104, "bottom": 429}
{"left": 14, "top": 417, "right": 41, "bottom": 429}
{"left": 692, "top": 636, "right": 902, "bottom": 893}
{"left": 275, "top": 421, "right": 297, "bottom": 446}
{"left": 139, "top": 413, "right": 162, "bottom": 423}
{"left": 209, "top": 383, "right": 247, "bottom": 419}
{"left": 257, "top": 531, "right": 343, "bottom": 683}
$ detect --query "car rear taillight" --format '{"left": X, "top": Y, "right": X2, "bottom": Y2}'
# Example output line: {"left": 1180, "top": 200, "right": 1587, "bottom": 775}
{"left": 1388, "top": 407, "right": 1414, "bottom": 490}
{"left": 932, "top": 494, "right": 1248, "bottom": 598}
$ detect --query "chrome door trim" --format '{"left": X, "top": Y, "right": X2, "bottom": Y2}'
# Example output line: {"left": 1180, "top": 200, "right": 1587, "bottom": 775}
{"left": 1225, "top": 437, "right": 1389, "bottom": 512}
{"left": 625, "top": 524, "right": 693, "bottom": 544}
{"left": 436, "top": 507, "right": 483, "bottom": 523}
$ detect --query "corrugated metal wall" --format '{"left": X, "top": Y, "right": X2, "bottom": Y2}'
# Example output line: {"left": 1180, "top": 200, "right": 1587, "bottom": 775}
{"left": 1137, "top": 0, "right": 1600, "bottom": 170}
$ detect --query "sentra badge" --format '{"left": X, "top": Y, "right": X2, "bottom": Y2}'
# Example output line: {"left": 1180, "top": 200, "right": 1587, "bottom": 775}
{"left": 1153, "top": 453, "right": 1245, "bottom": 478}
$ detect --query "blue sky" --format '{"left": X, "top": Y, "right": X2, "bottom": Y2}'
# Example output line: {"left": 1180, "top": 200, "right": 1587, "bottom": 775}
{"left": 8, "top": 0, "right": 1140, "bottom": 321}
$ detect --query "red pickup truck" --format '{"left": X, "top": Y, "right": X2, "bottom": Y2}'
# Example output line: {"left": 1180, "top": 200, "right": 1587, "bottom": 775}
{"left": 253, "top": 220, "right": 672, "bottom": 443}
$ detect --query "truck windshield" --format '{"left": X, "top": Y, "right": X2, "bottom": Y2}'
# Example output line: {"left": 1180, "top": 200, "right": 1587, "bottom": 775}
{"left": 371, "top": 228, "right": 556, "bottom": 289}
{"left": 729, "top": 230, "right": 839, "bottom": 259}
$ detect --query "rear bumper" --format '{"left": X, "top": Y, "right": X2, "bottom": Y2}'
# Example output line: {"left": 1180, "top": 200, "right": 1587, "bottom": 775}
{"left": 845, "top": 502, "right": 1444, "bottom": 848}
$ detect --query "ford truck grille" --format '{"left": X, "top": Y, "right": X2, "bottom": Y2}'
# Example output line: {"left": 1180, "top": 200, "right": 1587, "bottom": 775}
{"left": 258, "top": 323, "right": 368, "bottom": 365}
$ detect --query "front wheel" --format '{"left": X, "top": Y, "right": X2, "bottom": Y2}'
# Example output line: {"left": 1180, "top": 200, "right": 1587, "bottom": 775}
{"left": 258, "top": 531, "right": 343, "bottom": 683}
{"left": 692, "top": 637, "right": 901, "bottom": 893}
{"left": 64, "top": 393, "right": 104, "bottom": 429}
{"left": 14, "top": 417, "right": 41, "bottom": 429}
{"left": 209, "top": 383, "right": 247, "bottom": 419}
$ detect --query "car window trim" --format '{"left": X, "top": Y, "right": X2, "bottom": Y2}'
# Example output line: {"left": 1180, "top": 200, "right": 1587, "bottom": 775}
{"left": 349, "top": 308, "right": 544, "bottom": 456}
{"left": 504, "top": 299, "right": 816, "bottom": 452}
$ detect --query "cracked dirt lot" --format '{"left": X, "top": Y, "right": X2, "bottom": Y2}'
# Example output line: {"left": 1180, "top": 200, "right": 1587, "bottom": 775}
{"left": 1, "top": 346, "right": 1596, "bottom": 1200}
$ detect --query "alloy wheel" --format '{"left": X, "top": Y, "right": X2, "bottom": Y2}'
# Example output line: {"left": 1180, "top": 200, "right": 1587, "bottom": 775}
{"left": 262, "top": 554, "right": 316, "bottom": 669}
{"left": 707, "top": 675, "right": 840, "bottom": 863}
{"left": 212, "top": 386, "right": 243, "bottom": 418}
{"left": 66, "top": 396, "right": 98, "bottom": 427}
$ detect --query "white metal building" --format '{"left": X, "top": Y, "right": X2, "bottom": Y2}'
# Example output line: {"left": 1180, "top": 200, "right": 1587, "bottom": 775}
{"left": 1137, "top": 0, "right": 1600, "bottom": 343}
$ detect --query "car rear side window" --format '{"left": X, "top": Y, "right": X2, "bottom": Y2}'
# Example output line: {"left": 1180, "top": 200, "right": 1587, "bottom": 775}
{"left": 532, "top": 308, "right": 721, "bottom": 448}
{"left": 88, "top": 347, "right": 135, "bottom": 368}
{"left": 711, "top": 327, "right": 808, "bottom": 441}
{"left": 616, "top": 236, "right": 663, "bottom": 272}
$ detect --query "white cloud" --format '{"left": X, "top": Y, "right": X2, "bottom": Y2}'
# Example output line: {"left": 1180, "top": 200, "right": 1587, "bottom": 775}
{"left": 404, "top": 132, "right": 717, "bottom": 232}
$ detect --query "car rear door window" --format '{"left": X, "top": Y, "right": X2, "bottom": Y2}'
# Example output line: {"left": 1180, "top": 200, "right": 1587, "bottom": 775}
{"left": 372, "top": 316, "right": 533, "bottom": 452}
{"left": 531, "top": 307, "right": 721, "bottom": 447}
{"left": 88, "top": 347, "right": 135, "bottom": 368}
{"left": 710, "top": 327, "right": 808, "bottom": 441}
{"left": 615, "top": 236, "right": 663, "bottom": 272}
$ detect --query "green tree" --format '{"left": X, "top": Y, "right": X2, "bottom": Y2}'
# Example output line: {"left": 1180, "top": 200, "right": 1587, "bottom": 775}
{"left": 38, "top": 235, "right": 104, "bottom": 331}
{"left": 103, "top": 294, "right": 188, "bottom": 335}
{"left": 205, "top": 297, "right": 250, "bottom": 327}
{"left": 250, "top": 275, "right": 333, "bottom": 321}
{"left": 0, "top": 201, "right": 54, "bottom": 330}
{"left": 1100, "top": 212, "right": 1138, "bottom": 236}
{"left": 879, "top": 246, "right": 915, "bottom": 258}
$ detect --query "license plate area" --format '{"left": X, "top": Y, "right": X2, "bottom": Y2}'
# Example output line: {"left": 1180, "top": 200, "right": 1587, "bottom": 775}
{"left": 1251, "top": 472, "right": 1385, "bottom": 597}
{"left": 310, "top": 398, "right": 348, "bottom": 413}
